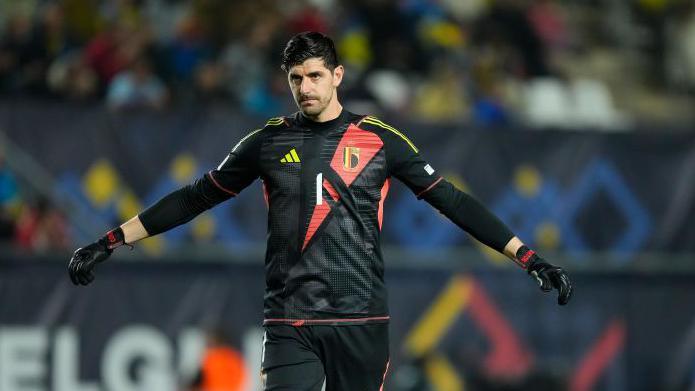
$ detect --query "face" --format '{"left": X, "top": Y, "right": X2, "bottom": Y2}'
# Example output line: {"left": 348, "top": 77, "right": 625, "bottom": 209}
{"left": 287, "top": 58, "right": 343, "bottom": 117}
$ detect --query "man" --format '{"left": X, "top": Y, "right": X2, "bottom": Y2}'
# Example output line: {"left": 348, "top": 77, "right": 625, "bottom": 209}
{"left": 69, "top": 31, "right": 572, "bottom": 391}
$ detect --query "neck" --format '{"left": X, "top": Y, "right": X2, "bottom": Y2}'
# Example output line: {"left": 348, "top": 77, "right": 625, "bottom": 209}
{"left": 305, "top": 95, "right": 342, "bottom": 122}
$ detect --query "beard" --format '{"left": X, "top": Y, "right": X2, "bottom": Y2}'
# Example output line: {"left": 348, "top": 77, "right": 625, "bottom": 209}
{"left": 300, "top": 103, "right": 325, "bottom": 116}
{"left": 297, "top": 93, "right": 332, "bottom": 117}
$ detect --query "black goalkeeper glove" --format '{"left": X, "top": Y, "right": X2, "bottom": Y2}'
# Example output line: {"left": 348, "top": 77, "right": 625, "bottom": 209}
{"left": 68, "top": 227, "right": 126, "bottom": 286}
{"left": 516, "top": 246, "right": 573, "bottom": 306}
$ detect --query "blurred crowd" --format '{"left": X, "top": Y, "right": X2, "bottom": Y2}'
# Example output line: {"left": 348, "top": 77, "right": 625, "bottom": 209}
{"left": 0, "top": 149, "right": 70, "bottom": 254}
{"left": 1, "top": 0, "right": 695, "bottom": 128}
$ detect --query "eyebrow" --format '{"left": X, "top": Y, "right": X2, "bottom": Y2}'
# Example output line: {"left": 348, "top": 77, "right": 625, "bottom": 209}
{"left": 289, "top": 70, "right": 324, "bottom": 79}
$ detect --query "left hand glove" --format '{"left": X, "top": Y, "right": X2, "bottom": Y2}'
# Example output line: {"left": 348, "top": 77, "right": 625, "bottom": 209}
{"left": 67, "top": 227, "right": 126, "bottom": 286}
{"left": 68, "top": 240, "right": 113, "bottom": 285}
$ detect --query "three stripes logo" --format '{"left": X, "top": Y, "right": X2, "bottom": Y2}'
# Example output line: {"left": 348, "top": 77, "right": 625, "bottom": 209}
{"left": 280, "top": 148, "right": 301, "bottom": 163}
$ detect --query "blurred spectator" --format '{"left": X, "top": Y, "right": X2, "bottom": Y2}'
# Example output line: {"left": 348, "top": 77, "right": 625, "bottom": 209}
{"left": 527, "top": 0, "right": 569, "bottom": 51}
{"left": 0, "top": 0, "right": 693, "bottom": 126}
{"left": 167, "top": 14, "right": 212, "bottom": 85}
{"left": 107, "top": 57, "right": 168, "bottom": 110}
{"left": 0, "top": 151, "right": 19, "bottom": 207}
{"left": 413, "top": 58, "right": 469, "bottom": 122}
{"left": 0, "top": 13, "right": 48, "bottom": 93}
{"left": 61, "top": 0, "right": 103, "bottom": 42}
{"left": 287, "top": 2, "right": 329, "bottom": 34}
{"left": 666, "top": 3, "right": 695, "bottom": 91}
{"left": 475, "top": 0, "right": 549, "bottom": 78}
{"left": 365, "top": 70, "right": 412, "bottom": 112}
{"left": 14, "top": 197, "right": 70, "bottom": 253}
{"left": 47, "top": 50, "right": 99, "bottom": 99}
{"left": 0, "top": 151, "right": 19, "bottom": 240}
{"left": 439, "top": 0, "right": 487, "bottom": 22}
{"left": 355, "top": 0, "right": 426, "bottom": 73}
{"left": 187, "top": 328, "right": 247, "bottom": 391}
{"left": 218, "top": 15, "right": 284, "bottom": 114}
{"left": 193, "top": 61, "right": 227, "bottom": 102}
{"left": 84, "top": 21, "right": 149, "bottom": 89}
{"left": 99, "top": 0, "right": 145, "bottom": 30}
{"left": 36, "top": 3, "right": 74, "bottom": 59}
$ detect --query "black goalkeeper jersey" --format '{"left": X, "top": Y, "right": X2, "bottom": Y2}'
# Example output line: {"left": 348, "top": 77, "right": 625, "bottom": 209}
{"left": 204, "top": 110, "right": 444, "bottom": 325}
{"left": 140, "top": 108, "right": 514, "bottom": 324}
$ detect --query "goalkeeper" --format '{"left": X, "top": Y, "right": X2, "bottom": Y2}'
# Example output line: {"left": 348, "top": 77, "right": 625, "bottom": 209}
{"left": 69, "top": 31, "right": 572, "bottom": 391}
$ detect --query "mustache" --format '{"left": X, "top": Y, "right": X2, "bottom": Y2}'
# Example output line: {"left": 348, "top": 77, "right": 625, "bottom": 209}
{"left": 299, "top": 95, "right": 320, "bottom": 102}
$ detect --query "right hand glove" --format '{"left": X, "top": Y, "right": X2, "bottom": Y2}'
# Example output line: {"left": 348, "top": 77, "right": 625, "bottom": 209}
{"left": 527, "top": 258, "right": 573, "bottom": 306}
{"left": 68, "top": 228, "right": 125, "bottom": 286}
{"left": 516, "top": 245, "right": 573, "bottom": 306}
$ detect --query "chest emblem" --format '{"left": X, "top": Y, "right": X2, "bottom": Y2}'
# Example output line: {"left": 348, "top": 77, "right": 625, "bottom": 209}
{"left": 343, "top": 146, "right": 360, "bottom": 171}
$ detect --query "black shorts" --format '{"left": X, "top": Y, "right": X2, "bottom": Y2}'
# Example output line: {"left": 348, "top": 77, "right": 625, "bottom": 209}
{"left": 261, "top": 323, "right": 390, "bottom": 391}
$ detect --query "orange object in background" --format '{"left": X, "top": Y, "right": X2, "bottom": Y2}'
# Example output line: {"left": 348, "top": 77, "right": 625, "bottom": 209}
{"left": 200, "top": 346, "right": 247, "bottom": 391}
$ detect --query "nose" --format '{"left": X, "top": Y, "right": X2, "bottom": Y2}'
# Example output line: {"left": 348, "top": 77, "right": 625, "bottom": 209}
{"left": 300, "top": 77, "right": 313, "bottom": 95}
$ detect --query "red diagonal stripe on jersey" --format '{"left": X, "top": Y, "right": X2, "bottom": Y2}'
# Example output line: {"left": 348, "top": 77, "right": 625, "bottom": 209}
{"left": 262, "top": 181, "right": 269, "bottom": 208}
{"left": 302, "top": 199, "right": 331, "bottom": 251}
{"left": 330, "top": 124, "right": 384, "bottom": 187}
{"left": 304, "top": 124, "right": 382, "bottom": 251}
{"left": 323, "top": 179, "right": 340, "bottom": 201}
{"left": 378, "top": 179, "right": 390, "bottom": 230}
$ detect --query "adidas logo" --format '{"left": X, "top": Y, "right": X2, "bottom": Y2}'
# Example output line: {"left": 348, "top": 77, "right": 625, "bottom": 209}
{"left": 280, "top": 148, "right": 301, "bottom": 163}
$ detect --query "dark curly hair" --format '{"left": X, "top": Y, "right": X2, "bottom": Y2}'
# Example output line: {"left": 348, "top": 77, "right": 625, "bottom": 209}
{"left": 281, "top": 31, "right": 339, "bottom": 72}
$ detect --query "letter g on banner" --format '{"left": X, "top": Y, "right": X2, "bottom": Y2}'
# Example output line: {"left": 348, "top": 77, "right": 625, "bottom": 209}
{"left": 102, "top": 325, "right": 175, "bottom": 391}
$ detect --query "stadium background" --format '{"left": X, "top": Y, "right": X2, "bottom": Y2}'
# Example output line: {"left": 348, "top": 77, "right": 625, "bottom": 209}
{"left": 1, "top": 0, "right": 694, "bottom": 390}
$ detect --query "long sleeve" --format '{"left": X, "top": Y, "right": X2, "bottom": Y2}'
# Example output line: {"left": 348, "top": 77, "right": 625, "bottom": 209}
{"left": 418, "top": 179, "right": 514, "bottom": 252}
{"left": 381, "top": 123, "right": 513, "bottom": 252}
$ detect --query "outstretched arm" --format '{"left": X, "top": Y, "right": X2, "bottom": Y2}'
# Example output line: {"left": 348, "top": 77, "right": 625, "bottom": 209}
{"left": 419, "top": 179, "right": 572, "bottom": 305}
{"left": 68, "top": 127, "right": 265, "bottom": 285}
{"left": 375, "top": 120, "right": 572, "bottom": 305}
{"left": 66, "top": 173, "right": 238, "bottom": 286}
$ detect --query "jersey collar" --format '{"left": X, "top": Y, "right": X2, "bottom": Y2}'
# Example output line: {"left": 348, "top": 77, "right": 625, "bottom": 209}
{"left": 296, "top": 109, "right": 350, "bottom": 131}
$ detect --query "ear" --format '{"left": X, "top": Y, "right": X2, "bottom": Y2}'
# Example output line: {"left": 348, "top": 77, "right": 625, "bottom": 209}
{"left": 332, "top": 65, "right": 344, "bottom": 87}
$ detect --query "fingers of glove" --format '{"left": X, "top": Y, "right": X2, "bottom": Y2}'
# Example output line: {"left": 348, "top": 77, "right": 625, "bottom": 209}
{"left": 541, "top": 279, "right": 553, "bottom": 292}
{"left": 548, "top": 268, "right": 569, "bottom": 288}
{"left": 77, "top": 271, "right": 94, "bottom": 286}
{"left": 556, "top": 273, "right": 573, "bottom": 305}
{"left": 68, "top": 265, "right": 80, "bottom": 285}
{"left": 546, "top": 268, "right": 572, "bottom": 304}
{"left": 72, "top": 248, "right": 88, "bottom": 262}
{"left": 68, "top": 257, "right": 83, "bottom": 284}
{"left": 530, "top": 271, "right": 552, "bottom": 292}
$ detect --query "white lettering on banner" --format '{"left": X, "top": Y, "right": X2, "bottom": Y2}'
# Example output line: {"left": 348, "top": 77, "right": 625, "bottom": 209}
{"left": 101, "top": 325, "right": 175, "bottom": 391}
{"left": 0, "top": 325, "right": 263, "bottom": 390}
{"left": 0, "top": 327, "right": 48, "bottom": 391}
{"left": 54, "top": 327, "right": 99, "bottom": 391}
{"left": 177, "top": 328, "right": 205, "bottom": 383}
